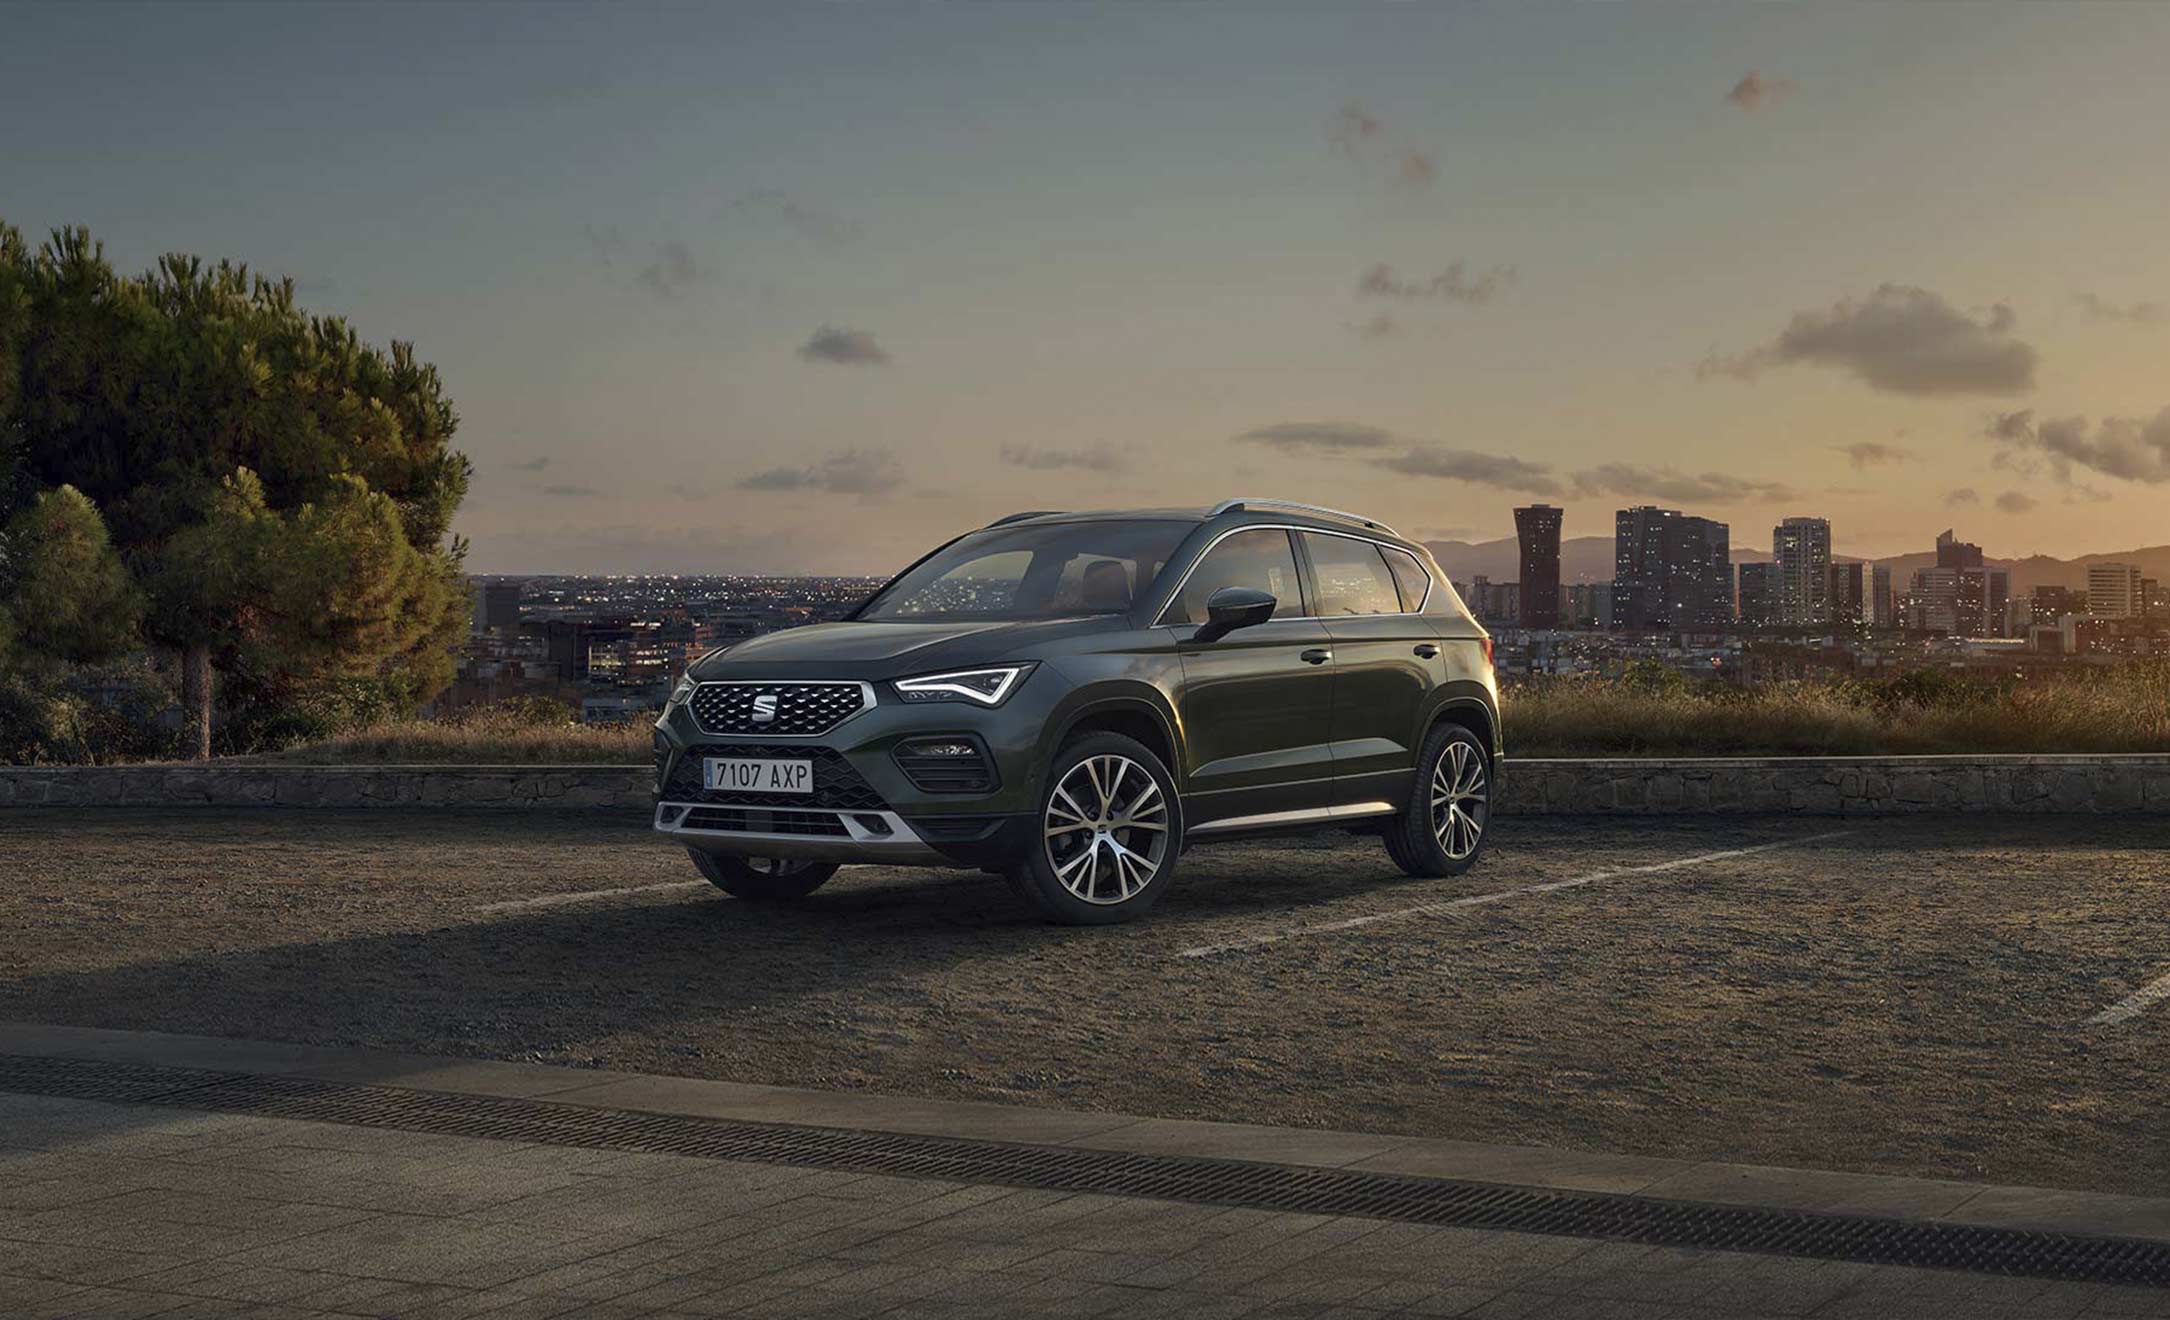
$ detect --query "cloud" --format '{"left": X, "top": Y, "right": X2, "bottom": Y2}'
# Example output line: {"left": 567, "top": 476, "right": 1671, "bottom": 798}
{"left": 1234, "top": 422, "right": 1394, "bottom": 451}
{"left": 540, "top": 484, "right": 600, "bottom": 497}
{"left": 1349, "top": 312, "right": 1401, "bottom": 340}
{"left": 1995, "top": 490, "right": 2038, "bottom": 514}
{"left": 1376, "top": 446, "right": 1564, "bottom": 496}
{"left": 1984, "top": 407, "right": 2170, "bottom": 484}
{"left": 511, "top": 456, "right": 550, "bottom": 473}
{"left": 1944, "top": 488, "right": 1981, "bottom": 507}
{"left": 797, "top": 325, "right": 890, "bottom": 366}
{"left": 1726, "top": 71, "right": 1797, "bottom": 112}
{"left": 2075, "top": 292, "right": 2164, "bottom": 325}
{"left": 1570, "top": 464, "right": 1798, "bottom": 504}
{"left": 1356, "top": 261, "right": 1515, "bottom": 306}
{"left": 1835, "top": 441, "right": 1915, "bottom": 468}
{"left": 1328, "top": 101, "right": 1435, "bottom": 192}
{"left": 736, "top": 449, "right": 903, "bottom": 496}
{"left": 634, "top": 241, "right": 713, "bottom": 298}
{"left": 731, "top": 190, "right": 863, "bottom": 249}
{"left": 1699, "top": 284, "right": 2037, "bottom": 397}
{"left": 998, "top": 444, "right": 1124, "bottom": 472}
{"left": 1329, "top": 101, "right": 1385, "bottom": 154}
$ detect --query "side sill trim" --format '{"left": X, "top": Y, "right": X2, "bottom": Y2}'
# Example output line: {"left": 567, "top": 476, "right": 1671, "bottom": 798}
{"left": 1188, "top": 801, "right": 1399, "bottom": 835}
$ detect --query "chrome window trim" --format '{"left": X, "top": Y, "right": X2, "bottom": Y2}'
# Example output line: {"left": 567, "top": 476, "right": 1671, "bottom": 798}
{"left": 686, "top": 679, "right": 878, "bottom": 740}
{"left": 1152, "top": 522, "right": 1436, "bottom": 627}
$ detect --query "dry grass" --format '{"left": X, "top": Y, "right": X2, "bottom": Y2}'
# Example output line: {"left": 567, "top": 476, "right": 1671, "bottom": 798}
{"left": 1505, "top": 661, "right": 2170, "bottom": 757}
{"left": 244, "top": 711, "right": 651, "bottom": 764}
{"left": 232, "top": 662, "right": 2170, "bottom": 764}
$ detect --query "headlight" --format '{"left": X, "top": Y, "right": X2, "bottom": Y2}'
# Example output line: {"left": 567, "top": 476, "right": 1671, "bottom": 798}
{"left": 892, "top": 664, "right": 1034, "bottom": 706}
{"left": 666, "top": 675, "right": 699, "bottom": 709}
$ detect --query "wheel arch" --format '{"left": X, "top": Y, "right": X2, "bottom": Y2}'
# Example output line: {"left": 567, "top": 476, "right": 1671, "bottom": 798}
{"left": 1421, "top": 689, "right": 1501, "bottom": 763}
{"left": 1052, "top": 691, "right": 1183, "bottom": 782}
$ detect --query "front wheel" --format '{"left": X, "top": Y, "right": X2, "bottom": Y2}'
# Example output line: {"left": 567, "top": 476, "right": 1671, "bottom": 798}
{"left": 1010, "top": 733, "right": 1183, "bottom": 925}
{"left": 687, "top": 849, "right": 838, "bottom": 901}
{"left": 1382, "top": 722, "right": 1491, "bottom": 878}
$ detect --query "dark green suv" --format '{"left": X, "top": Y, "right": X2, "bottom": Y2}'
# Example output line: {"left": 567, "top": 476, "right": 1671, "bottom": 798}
{"left": 653, "top": 500, "right": 1500, "bottom": 924}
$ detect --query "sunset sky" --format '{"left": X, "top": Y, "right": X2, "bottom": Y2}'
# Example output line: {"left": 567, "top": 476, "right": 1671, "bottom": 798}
{"left": 6, "top": 2, "right": 2168, "bottom": 573}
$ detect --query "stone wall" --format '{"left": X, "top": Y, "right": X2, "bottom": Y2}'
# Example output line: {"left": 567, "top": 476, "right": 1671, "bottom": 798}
{"left": 0, "top": 765, "right": 652, "bottom": 810}
{"left": 3, "top": 756, "right": 2169, "bottom": 814}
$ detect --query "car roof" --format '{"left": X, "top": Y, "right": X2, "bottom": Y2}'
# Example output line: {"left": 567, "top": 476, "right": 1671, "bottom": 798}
{"left": 983, "top": 501, "right": 1415, "bottom": 546}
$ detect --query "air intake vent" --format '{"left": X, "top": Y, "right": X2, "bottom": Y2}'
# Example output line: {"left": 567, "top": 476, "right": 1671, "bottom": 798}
{"left": 894, "top": 738, "right": 997, "bottom": 793}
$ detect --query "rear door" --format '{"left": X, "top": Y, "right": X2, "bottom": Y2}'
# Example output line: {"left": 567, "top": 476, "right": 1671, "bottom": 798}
{"left": 1298, "top": 532, "right": 1441, "bottom": 811}
{"left": 1165, "top": 527, "right": 1336, "bottom": 827}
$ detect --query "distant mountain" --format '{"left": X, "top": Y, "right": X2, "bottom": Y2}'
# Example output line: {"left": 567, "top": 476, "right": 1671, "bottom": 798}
{"left": 1422, "top": 536, "right": 2170, "bottom": 597}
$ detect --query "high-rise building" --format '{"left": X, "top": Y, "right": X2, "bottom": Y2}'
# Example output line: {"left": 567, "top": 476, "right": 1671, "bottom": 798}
{"left": 471, "top": 580, "right": 524, "bottom": 635}
{"left": 1871, "top": 564, "right": 1894, "bottom": 629}
{"left": 2088, "top": 563, "right": 2143, "bottom": 618}
{"left": 1936, "top": 529, "right": 1985, "bottom": 570}
{"left": 1828, "top": 562, "right": 1865, "bottom": 627}
{"left": 1773, "top": 517, "right": 1833, "bottom": 626}
{"left": 2031, "top": 585, "right": 2085, "bottom": 625}
{"left": 1737, "top": 562, "right": 1777, "bottom": 628}
{"left": 1514, "top": 504, "right": 1563, "bottom": 629}
{"left": 1566, "top": 582, "right": 1614, "bottom": 628}
{"left": 1614, "top": 507, "right": 1731, "bottom": 630}
{"left": 1908, "top": 565, "right": 2009, "bottom": 637}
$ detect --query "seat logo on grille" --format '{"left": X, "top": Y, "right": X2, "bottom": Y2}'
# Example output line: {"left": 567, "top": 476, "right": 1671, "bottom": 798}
{"left": 750, "top": 693, "right": 779, "bottom": 724}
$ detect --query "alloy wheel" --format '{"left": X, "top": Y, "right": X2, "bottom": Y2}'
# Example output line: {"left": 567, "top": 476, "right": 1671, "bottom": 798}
{"left": 1042, "top": 754, "right": 1171, "bottom": 904}
{"left": 1430, "top": 741, "right": 1488, "bottom": 861}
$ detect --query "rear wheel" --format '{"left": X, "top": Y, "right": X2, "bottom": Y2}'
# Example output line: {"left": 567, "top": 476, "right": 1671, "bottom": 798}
{"left": 687, "top": 849, "right": 838, "bottom": 901}
{"left": 1010, "top": 733, "right": 1182, "bottom": 925}
{"left": 1383, "top": 722, "right": 1491, "bottom": 878}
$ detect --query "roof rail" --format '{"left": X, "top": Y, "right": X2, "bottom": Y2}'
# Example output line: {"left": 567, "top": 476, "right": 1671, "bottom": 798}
{"left": 985, "top": 509, "right": 1066, "bottom": 528}
{"left": 1206, "top": 499, "right": 1398, "bottom": 536}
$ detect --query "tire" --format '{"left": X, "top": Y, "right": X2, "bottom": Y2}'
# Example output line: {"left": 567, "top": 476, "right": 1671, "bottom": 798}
{"left": 1383, "top": 721, "right": 1492, "bottom": 879}
{"left": 686, "top": 849, "right": 838, "bottom": 901}
{"left": 1011, "top": 732, "right": 1183, "bottom": 925}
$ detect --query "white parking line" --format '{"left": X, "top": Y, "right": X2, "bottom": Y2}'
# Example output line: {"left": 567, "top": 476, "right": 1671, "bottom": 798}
{"left": 477, "top": 880, "right": 709, "bottom": 914}
{"left": 1175, "top": 831, "right": 1853, "bottom": 959}
{"left": 2088, "top": 971, "right": 2170, "bottom": 1027}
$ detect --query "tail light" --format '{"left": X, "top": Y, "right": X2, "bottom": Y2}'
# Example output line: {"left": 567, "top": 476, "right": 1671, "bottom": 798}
{"left": 1481, "top": 636, "right": 1495, "bottom": 670}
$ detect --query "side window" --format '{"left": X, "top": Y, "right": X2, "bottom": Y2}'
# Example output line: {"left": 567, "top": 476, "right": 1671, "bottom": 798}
{"left": 1302, "top": 533, "right": 1401, "bottom": 616}
{"left": 1381, "top": 547, "right": 1433, "bottom": 612}
{"left": 1163, "top": 529, "right": 1301, "bottom": 625}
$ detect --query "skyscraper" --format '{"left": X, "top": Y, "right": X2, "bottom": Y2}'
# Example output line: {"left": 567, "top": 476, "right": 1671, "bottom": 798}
{"left": 1936, "top": 529, "right": 1984, "bottom": 570}
{"left": 1871, "top": 564, "right": 1894, "bottom": 629}
{"left": 1614, "top": 506, "right": 1731, "bottom": 630}
{"left": 1737, "top": 561, "right": 1777, "bottom": 628}
{"left": 1773, "top": 517, "right": 1832, "bottom": 626}
{"left": 2088, "top": 563, "right": 2142, "bottom": 618}
{"left": 1514, "top": 504, "right": 1563, "bottom": 629}
{"left": 1828, "top": 562, "right": 1865, "bottom": 628}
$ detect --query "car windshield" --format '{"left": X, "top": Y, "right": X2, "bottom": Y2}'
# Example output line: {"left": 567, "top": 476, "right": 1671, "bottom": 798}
{"left": 857, "top": 519, "right": 1194, "bottom": 622}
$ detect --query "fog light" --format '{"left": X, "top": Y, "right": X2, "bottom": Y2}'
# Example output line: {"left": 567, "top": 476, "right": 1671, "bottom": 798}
{"left": 855, "top": 814, "right": 893, "bottom": 836}
{"left": 901, "top": 739, "right": 977, "bottom": 758}
{"left": 659, "top": 806, "right": 685, "bottom": 825}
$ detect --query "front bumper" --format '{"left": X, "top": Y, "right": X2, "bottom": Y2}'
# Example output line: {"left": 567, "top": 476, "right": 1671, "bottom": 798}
{"left": 651, "top": 676, "right": 1050, "bottom": 869}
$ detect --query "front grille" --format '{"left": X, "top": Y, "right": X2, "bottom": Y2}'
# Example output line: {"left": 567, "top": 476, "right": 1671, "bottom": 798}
{"left": 687, "top": 682, "right": 866, "bottom": 737}
{"left": 682, "top": 806, "right": 850, "bottom": 837}
{"left": 661, "top": 743, "right": 888, "bottom": 812}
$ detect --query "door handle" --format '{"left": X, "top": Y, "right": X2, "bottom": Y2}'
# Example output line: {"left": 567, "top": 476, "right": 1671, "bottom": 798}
{"left": 1413, "top": 643, "right": 1440, "bottom": 659}
{"left": 1299, "top": 648, "right": 1331, "bottom": 665}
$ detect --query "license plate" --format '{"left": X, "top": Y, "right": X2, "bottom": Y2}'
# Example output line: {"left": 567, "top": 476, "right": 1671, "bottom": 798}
{"left": 704, "top": 758, "right": 814, "bottom": 794}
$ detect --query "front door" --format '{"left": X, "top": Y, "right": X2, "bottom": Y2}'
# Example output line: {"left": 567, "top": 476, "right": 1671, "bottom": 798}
{"left": 1165, "top": 527, "right": 1336, "bottom": 828}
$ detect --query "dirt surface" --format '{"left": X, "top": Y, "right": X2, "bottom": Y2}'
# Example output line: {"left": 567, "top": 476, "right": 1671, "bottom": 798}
{"left": 3, "top": 808, "right": 2166, "bottom": 1197}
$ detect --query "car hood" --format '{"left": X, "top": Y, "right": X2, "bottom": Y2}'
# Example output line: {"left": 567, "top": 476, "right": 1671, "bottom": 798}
{"left": 690, "top": 616, "right": 1116, "bottom": 679}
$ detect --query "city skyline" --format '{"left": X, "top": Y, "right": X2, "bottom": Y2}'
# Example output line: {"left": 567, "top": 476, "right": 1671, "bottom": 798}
{"left": 9, "top": 4, "right": 2170, "bottom": 573}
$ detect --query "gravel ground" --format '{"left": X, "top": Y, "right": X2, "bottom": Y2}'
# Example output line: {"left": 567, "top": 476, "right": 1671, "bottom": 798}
{"left": 3, "top": 808, "right": 2166, "bottom": 1197}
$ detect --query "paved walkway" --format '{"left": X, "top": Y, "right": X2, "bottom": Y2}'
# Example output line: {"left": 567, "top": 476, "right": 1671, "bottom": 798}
{"left": 5, "top": 1026, "right": 2170, "bottom": 1320}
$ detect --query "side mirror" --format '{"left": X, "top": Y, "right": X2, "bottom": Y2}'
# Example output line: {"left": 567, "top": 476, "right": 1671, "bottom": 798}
{"left": 1193, "top": 586, "right": 1277, "bottom": 643}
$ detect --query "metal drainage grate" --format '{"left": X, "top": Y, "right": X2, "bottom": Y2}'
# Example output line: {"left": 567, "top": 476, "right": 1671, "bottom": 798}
{"left": 4, "top": 1053, "right": 2167, "bottom": 1289}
